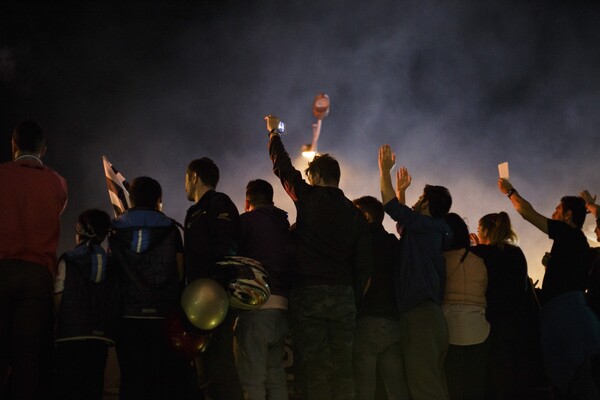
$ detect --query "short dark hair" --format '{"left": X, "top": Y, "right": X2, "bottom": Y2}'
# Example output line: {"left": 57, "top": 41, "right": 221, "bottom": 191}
{"left": 12, "top": 120, "right": 45, "bottom": 153}
{"left": 561, "top": 196, "right": 587, "bottom": 229}
{"left": 353, "top": 195, "right": 384, "bottom": 225}
{"left": 423, "top": 184, "right": 452, "bottom": 218}
{"left": 129, "top": 176, "right": 162, "bottom": 209}
{"left": 444, "top": 212, "right": 470, "bottom": 250}
{"left": 76, "top": 209, "right": 111, "bottom": 244}
{"left": 187, "top": 157, "right": 219, "bottom": 188}
{"left": 304, "top": 153, "right": 340, "bottom": 186}
{"left": 246, "top": 179, "right": 274, "bottom": 207}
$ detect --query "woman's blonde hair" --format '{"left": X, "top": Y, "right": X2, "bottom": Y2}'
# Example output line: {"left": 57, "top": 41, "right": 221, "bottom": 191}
{"left": 479, "top": 211, "right": 517, "bottom": 247}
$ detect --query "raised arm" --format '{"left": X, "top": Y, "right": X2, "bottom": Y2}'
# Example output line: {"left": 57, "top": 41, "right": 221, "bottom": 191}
{"left": 395, "top": 166, "right": 412, "bottom": 205}
{"left": 581, "top": 190, "right": 599, "bottom": 219}
{"left": 265, "top": 115, "right": 310, "bottom": 202}
{"left": 498, "top": 178, "right": 548, "bottom": 234}
{"left": 378, "top": 145, "right": 396, "bottom": 205}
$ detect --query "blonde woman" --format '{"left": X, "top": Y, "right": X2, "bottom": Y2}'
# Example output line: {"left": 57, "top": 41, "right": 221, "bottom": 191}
{"left": 471, "top": 212, "right": 541, "bottom": 399}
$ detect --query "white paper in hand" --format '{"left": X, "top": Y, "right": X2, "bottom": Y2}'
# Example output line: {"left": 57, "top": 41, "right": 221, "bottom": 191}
{"left": 498, "top": 162, "right": 509, "bottom": 180}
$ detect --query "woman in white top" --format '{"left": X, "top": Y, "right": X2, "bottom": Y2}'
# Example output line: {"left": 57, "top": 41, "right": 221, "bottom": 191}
{"left": 442, "top": 212, "right": 490, "bottom": 400}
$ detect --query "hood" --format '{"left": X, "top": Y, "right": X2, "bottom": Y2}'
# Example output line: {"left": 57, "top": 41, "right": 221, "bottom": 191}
{"left": 251, "top": 205, "right": 290, "bottom": 231}
{"left": 111, "top": 209, "right": 175, "bottom": 254}
{"left": 112, "top": 208, "right": 173, "bottom": 229}
{"left": 67, "top": 243, "right": 109, "bottom": 283}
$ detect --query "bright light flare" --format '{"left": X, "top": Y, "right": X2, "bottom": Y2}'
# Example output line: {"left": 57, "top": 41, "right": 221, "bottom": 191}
{"left": 301, "top": 144, "right": 316, "bottom": 160}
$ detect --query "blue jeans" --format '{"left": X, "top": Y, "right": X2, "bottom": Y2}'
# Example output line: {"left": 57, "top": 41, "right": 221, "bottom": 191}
{"left": 235, "top": 308, "right": 290, "bottom": 400}
{"left": 290, "top": 285, "right": 356, "bottom": 400}
{"left": 353, "top": 316, "right": 403, "bottom": 399}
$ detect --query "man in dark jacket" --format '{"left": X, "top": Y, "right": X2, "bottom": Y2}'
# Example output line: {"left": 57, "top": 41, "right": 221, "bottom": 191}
{"left": 378, "top": 145, "right": 452, "bottom": 400}
{"left": 184, "top": 157, "right": 244, "bottom": 400}
{"left": 110, "top": 176, "right": 187, "bottom": 400}
{"left": 235, "top": 179, "right": 293, "bottom": 400}
{"left": 352, "top": 196, "right": 403, "bottom": 400}
{"left": 265, "top": 115, "right": 373, "bottom": 400}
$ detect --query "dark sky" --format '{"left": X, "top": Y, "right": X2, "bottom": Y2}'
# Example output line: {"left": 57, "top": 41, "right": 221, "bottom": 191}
{"left": 2, "top": 1, "right": 600, "bottom": 282}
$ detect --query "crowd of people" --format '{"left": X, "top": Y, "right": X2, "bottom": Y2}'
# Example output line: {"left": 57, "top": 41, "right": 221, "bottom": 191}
{"left": 1, "top": 116, "right": 600, "bottom": 400}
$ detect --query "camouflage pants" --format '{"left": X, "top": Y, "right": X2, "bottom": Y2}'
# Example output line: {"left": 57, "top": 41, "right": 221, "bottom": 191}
{"left": 289, "top": 285, "right": 356, "bottom": 400}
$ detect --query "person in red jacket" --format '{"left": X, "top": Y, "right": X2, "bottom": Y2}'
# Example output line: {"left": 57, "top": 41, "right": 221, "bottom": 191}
{"left": 0, "top": 120, "right": 68, "bottom": 399}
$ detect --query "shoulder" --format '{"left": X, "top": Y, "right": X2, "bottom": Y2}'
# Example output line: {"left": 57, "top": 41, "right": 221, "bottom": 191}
{"left": 62, "top": 244, "right": 90, "bottom": 260}
{"left": 212, "top": 192, "right": 239, "bottom": 220}
{"left": 547, "top": 219, "right": 574, "bottom": 239}
{"left": 207, "top": 191, "right": 238, "bottom": 210}
{"left": 470, "top": 244, "right": 493, "bottom": 258}
{"left": 45, "top": 165, "right": 66, "bottom": 184}
{"left": 113, "top": 209, "right": 174, "bottom": 229}
{"left": 504, "top": 243, "right": 525, "bottom": 255}
{"left": 465, "top": 250, "right": 484, "bottom": 263}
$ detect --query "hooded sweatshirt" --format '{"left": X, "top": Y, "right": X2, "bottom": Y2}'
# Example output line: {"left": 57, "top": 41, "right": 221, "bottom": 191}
{"left": 109, "top": 208, "right": 183, "bottom": 318}
{"left": 238, "top": 204, "right": 293, "bottom": 298}
{"left": 55, "top": 243, "right": 120, "bottom": 343}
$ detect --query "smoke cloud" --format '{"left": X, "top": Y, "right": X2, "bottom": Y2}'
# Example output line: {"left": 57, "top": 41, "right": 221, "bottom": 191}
{"left": 2, "top": 1, "right": 600, "bottom": 283}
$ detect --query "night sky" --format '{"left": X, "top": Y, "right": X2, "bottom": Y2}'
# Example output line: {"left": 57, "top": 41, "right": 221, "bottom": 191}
{"left": 2, "top": 1, "right": 600, "bottom": 283}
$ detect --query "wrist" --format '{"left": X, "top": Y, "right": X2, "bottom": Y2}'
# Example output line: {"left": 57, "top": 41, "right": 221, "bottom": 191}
{"left": 507, "top": 188, "right": 517, "bottom": 198}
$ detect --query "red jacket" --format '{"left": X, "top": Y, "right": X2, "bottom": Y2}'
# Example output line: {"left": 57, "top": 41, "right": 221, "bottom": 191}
{"left": 0, "top": 157, "right": 67, "bottom": 272}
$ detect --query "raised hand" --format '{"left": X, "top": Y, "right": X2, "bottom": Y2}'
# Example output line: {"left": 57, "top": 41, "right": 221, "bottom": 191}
{"left": 581, "top": 190, "right": 596, "bottom": 205}
{"left": 581, "top": 189, "right": 599, "bottom": 218}
{"left": 469, "top": 233, "right": 479, "bottom": 246}
{"left": 264, "top": 115, "right": 280, "bottom": 133}
{"left": 378, "top": 145, "right": 396, "bottom": 174}
{"left": 498, "top": 178, "right": 513, "bottom": 195}
{"left": 396, "top": 167, "right": 411, "bottom": 192}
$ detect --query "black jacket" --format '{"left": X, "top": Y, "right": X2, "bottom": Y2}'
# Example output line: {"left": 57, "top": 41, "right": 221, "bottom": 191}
{"left": 184, "top": 190, "right": 240, "bottom": 283}
{"left": 269, "top": 134, "right": 373, "bottom": 292}
{"left": 358, "top": 223, "right": 399, "bottom": 318}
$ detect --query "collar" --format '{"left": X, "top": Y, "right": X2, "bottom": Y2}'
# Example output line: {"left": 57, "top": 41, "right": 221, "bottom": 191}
{"left": 196, "top": 189, "right": 216, "bottom": 206}
{"left": 15, "top": 154, "right": 43, "bottom": 165}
